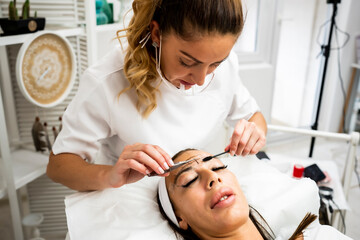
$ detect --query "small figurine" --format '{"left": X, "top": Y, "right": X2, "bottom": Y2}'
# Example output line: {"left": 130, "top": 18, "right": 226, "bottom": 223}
{"left": 52, "top": 126, "right": 58, "bottom": 141}
{"left": 31, "top": 117, "right": 47, "bottom": 152}
{"left": 43, "top": 122, "right": 52, "bottom": 151}
{"left": 58, "top": 116, "right": 62, "bottom": 132}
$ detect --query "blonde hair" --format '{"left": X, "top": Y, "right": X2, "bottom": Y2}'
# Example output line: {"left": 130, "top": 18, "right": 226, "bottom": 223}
{"left": 117, "top": 0, "right": 244, "bottom": 118}
{"left": 117, "top": 0, "right": 160, "bottom": 118}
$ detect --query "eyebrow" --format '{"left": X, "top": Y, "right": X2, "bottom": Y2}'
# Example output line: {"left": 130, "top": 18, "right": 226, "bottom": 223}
{"left": 174, "top": 166, "right": 193, "bottom": 185}
{"left": 173, "top": 157, "right": 216, "bottom": 185}
{"left": 180, "top": 51, "right": 229, "bottom": 65}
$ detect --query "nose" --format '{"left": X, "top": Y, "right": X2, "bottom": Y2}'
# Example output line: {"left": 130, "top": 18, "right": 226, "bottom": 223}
{"left": 191, "top": 67, "right": 213, "bottom": 86}
{"left": 204, "top": 170, "right": 222, "bottom": 190}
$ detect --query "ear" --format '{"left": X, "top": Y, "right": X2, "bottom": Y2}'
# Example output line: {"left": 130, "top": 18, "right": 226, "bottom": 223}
{"left": 177, "top": 215, "right": 189, "bottom": 230}
{"left": 150, "top": 20, "right": 161, "bottom": 46}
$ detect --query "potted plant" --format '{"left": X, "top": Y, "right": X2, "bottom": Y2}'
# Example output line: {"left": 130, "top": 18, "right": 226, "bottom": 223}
{"left": 0, "top": 0, "right": 45, "bottom": 36}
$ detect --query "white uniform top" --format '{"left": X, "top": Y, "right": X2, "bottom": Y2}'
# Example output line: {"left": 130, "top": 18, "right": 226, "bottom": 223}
{"left": 52, "top": 47, "right": 260, "bottom": 165}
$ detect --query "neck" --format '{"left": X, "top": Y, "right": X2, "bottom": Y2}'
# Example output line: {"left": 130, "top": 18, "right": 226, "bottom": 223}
{"left": 198, "top": 217, "right": 264, "bottom": 240}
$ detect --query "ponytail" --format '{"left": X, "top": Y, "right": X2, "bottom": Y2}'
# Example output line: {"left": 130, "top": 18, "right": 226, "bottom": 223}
{"left": 117, "top": 0, "right": 160, "bottom": 118}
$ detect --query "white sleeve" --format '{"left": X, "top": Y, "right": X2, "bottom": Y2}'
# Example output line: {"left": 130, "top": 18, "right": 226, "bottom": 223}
{"left": 52, "top": 70, "right": 112, "bottom": 163}
{"left": 225, "top": 52, "right": 260, "bottom": 128}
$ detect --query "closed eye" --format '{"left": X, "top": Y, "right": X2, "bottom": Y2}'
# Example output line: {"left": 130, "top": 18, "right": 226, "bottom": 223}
{"left": 181, "top": 165, "right": 227, "bottom": 188}
{"left": 182, "top": 176, "right": 198, "bottom": 188}
{"left": 179, "top": 58, "right": 197, "bottom": 68}
{"left": 212, "top": 165, "right": 228, "bottom": 171}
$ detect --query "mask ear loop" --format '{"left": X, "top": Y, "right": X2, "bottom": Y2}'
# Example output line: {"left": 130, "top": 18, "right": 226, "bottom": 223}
{"left": 139, "top": 32, "right": 151, "bottom": 48}
{"left": 153, "top": 35, "right": 167, "bottom": 81}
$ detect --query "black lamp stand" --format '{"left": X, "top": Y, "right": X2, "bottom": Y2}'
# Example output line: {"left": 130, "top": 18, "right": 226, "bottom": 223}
{"left": 309, "top": 0, "right": 341, "bottom": 157}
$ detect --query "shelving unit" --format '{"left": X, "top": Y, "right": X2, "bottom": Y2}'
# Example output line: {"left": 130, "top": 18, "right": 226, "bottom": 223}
{"left": 344, "top": 64, "right": 360, "bottom": 133}
{"left": 0, "top": 0, "right": 129, "bottom": 239}
{"left": 0, "top": 1, "right": 88, "bottom": 239}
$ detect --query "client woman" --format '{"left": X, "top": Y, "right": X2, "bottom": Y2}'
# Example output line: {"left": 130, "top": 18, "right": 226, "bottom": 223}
{"left": 157, "top": 148, "right": 316, "bottom": 240}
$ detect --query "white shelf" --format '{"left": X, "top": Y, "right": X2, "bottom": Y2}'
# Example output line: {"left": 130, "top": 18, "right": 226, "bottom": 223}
{"left": 0, "top": 149, "right": 49, "bottom": 199}
{"left": 0, "top": 27, "right": 85, "bottom": 46}
{"left": 352, "top": 63, "right": 360, "bottom": 69}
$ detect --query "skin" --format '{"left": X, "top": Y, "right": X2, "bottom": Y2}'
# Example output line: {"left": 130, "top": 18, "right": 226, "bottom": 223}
{"left": 166, "top": 149, "right": 263, "bottom": 240}
{"left": 47, "top": 20, "right": 267, "bottom": 191}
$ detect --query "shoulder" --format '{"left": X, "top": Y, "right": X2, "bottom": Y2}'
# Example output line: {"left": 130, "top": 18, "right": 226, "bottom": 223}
{"left": 85, "top": 46, "right": 126, "bottom": 82}
{"left": 78, "top": 46, "right": 129, "bottom": 96}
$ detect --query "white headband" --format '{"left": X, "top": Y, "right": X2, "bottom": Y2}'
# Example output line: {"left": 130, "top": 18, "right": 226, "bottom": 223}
{"left": 158, "top": 177, "right": 179, "bottom": 227}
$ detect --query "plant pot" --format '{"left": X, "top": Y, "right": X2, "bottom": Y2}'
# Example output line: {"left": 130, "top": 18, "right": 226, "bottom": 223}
{"left": 0, "top": 17, "right": 46, "bottom": 36}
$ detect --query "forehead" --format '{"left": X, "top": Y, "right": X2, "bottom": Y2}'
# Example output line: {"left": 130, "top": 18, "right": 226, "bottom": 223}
{"left": 173, "top": 150, "right": 208, "bottom": 163}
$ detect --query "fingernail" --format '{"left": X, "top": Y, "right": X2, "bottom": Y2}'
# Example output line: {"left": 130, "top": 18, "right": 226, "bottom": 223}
{"left": 158, "top": 167, "right": 165, "bottom": 174}
{"left": 145, "top": 169, "right": 150, "bottom": 175}
{"left": 169, "top": 159, "right": 174, "bottom": 166}
{"left": 164, "top": 162, "right": 169, "bottom": 169}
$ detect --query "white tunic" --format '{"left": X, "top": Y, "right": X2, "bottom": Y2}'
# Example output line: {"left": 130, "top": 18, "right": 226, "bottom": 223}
{"left": 52, "top": 47, "right": 260, "bottom": 165}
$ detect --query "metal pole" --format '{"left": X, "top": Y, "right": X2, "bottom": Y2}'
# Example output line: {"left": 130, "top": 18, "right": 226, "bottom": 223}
{"left": 309, "top": 2, "right": 339, "bottom": 157}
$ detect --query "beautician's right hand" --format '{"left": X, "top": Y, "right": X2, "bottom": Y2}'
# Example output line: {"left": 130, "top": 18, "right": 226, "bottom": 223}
{"left": 106, "top": 143, "right": 174, "bottom": 188}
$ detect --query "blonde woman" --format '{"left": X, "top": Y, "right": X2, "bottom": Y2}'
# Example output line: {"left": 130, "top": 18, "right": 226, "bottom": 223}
{"left": 47, "top": 0, "right": 267, "bottom": 191}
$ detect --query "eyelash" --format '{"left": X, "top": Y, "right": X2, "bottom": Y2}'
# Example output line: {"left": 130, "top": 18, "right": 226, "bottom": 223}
{"left": 179, "top": 59, "right": 220, "bottom": 69}
{"left": 181, "top": 165, "right": 228, "bottom": 188}
{"left": 179, "top": 59, "right": 193, "bottom": 68}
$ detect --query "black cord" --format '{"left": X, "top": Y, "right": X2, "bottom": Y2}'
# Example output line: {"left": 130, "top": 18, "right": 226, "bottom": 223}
{"left": 316, "top": 15, "right": 350, "bottom": 132}
{"left": 334, "top": 20, "right": 349, "bottom": 132}
{"left": 355, "top": 156, "right": 360, "bottom": 188}
{"left": 330, "top": 199, "right": 346, "bottom": 234}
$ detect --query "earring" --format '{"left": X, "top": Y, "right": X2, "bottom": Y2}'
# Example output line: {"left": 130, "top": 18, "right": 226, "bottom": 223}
{"left": 152, "top": 41, "right": 159, "bottom": 48}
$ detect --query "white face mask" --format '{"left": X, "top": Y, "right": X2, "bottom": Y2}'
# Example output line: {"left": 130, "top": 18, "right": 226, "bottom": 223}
{"left": 152, "top": 35, "right": 215, "bottom": 96}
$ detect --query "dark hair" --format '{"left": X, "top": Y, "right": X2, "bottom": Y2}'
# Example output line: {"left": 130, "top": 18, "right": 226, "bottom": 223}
{"left": 153, "top": 0, "right": 244, "bottom": 40}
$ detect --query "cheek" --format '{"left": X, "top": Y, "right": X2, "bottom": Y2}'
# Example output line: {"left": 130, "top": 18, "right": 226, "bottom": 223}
{"left": 173, "top": 189, "right": 206, "bottom": 215}
{"left": 161, "top": 56, "right": 189, "bottom": 80}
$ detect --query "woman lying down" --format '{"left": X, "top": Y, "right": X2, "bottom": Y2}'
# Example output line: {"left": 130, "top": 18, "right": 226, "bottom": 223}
{"left": 157, "top": 148, "right": 353, "bottom": 240}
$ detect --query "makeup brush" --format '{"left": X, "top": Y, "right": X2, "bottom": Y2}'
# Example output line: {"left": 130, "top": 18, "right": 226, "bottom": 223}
{"left": 202, "top": 150, "right": 230, "bottom": 162}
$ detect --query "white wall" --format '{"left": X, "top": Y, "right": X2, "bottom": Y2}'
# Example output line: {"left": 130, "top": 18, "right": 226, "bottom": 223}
{"left": 271, "top": 0, "right": 318, "bottom": 127}
{"left": 319, "top": 0, "right": 360, "bottom": 132}
{"left": 271, "top": 0, "right": 360, "bottom": 133}
{"left": 240, "top": 63, "right": 275, "bottom": 123}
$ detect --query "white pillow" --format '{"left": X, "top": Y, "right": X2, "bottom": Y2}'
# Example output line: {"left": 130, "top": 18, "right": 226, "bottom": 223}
{"left": 65, "top": 155, "right": 320, "bottom": 240}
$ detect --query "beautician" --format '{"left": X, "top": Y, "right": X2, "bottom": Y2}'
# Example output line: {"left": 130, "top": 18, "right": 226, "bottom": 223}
{"left": 47, "top": 0, "right": 267, "bottom": 191}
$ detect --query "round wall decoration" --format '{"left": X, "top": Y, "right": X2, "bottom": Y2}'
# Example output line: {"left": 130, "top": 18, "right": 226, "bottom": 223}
{"left": 16, "top": 31, "right": 76, "bottom": 108}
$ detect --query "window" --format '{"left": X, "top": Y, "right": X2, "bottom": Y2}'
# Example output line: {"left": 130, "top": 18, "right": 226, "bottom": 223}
{"left": 234, "top": 0, "right": 279, "bottom": 64}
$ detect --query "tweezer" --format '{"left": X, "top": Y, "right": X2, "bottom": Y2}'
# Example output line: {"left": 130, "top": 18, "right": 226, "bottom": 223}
{"left": 147, "top": 150, "right": 229, "bottom": 177}
{"left": 147, "top": 157, "right": 200, "bottom": 177}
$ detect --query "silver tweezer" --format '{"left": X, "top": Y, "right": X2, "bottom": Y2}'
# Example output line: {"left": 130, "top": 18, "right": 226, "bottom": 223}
{"left": 147, "top": 150, "right": 229, "bottom": 177}
{"left": 147, "top": 157, "right": 200, "bottom": 177}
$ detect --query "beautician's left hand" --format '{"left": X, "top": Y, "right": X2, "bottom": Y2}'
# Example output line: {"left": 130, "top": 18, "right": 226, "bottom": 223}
{"left": 225, "top": 117, "right": 266, "bottom": 156}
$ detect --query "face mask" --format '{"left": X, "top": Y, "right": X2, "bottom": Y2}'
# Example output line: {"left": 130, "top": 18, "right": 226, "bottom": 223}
{"left": 152, "top": 35, "right": 215, "bottom": 96}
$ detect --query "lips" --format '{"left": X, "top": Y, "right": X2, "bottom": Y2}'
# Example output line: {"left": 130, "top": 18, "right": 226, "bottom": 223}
{"left": 210, "top": 187, "right": 235, "bottom": 209}
{"left": 179, "top": 80, "right": 195, "bottom": 86}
